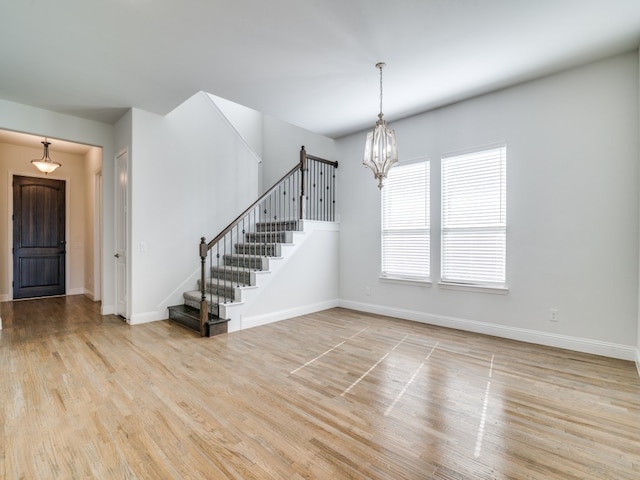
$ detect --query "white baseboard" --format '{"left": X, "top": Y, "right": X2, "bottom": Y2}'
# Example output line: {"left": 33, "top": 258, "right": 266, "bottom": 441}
{"left": 101, "top": 304, "right": 115, "bottom": 315}
{"left": 339, "top": 300, "right": 637, "bottom": 362}
{"left": 242, "top": 299, "right": 340, "bottom": 330}
{"left": 128, "top": 310, "right": 166, "bottom": 325}
{"left": 67, "top": 288, "right": 85, "bottom": 296}
{"left": 636, "top": 349, "right": 640, "bottom": 378}
{"left": 0, "top": 294, "right": 9, "bottom": 302}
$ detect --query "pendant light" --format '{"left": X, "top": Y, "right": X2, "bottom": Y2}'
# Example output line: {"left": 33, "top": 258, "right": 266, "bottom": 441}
{"left": 31, "top": 138, "right": 61, "bottom": 174}
{"left": 363, "top": 62, "right": 398, "bottom": 189}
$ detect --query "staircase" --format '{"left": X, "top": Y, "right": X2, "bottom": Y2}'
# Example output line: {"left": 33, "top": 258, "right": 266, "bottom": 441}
{"left": 167, "top": 146, "right": 338, "bottom": 337}
{"left": 168, "top": 220, "right": 301, "bottom": 336}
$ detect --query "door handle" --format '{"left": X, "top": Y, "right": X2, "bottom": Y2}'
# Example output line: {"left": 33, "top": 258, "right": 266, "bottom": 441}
{"left": 114, "top": 253, "right": 120, "bottom": 258}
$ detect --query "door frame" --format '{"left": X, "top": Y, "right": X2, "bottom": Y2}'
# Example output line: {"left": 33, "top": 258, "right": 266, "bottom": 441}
{"left": 7, "top": 171, "right": 72, "bottom": 301}
{"left": 93, "top": 169, "right": 103, "bottom": 302}
{"left": 115, "top": 149, "right": 129, "bottom": 320}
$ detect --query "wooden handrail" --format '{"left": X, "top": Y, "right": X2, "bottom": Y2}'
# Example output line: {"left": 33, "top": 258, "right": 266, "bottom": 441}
{"left": 305, "top": 152, "right": 339, "bottom": 167}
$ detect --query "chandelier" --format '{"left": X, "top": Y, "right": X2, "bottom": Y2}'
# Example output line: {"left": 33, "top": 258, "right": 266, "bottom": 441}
{"left": 363, "top": 62, "right": 398, "bottom": 189}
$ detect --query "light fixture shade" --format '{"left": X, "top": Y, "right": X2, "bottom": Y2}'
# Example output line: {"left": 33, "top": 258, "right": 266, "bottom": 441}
{"left": 31, "top": 140, "right": 61, "bottom": 174}
{"left": 363, "top": 117, "right": 398, "bottom": 189}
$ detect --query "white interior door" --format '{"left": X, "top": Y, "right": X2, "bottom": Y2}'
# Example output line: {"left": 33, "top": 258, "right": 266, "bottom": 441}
{"left": 115, "top": 150, "right": 128, "bottom": 319}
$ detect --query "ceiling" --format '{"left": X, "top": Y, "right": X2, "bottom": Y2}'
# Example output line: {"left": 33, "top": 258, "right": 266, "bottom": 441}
{"left": 1, "top": 0, "right": 640, "bottom": 139}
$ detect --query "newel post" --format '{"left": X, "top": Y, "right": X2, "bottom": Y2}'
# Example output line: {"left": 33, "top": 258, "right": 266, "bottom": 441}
{"left": 199, "top": 237, "right": 208, "bottom": 337}
{"left": 299, "top": 146, "right": 307, "bottom": 220}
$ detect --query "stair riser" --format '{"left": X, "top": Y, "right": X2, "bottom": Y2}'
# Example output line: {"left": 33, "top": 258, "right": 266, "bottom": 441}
{"left": 184, "top": 297, "right": 220, "bottom": 316}
{"left": 211, "top": 269, "right": 254, "bottom": 286}
{"left": 223, "top": 255, "right": 267, "bottom": 270}
{"left": 255, "top": 221, "right": 299, "bottom": 232}
{"left": 235, "top": 244, "right": 280, "bottom": 256}
{"left": 168, "top": 304, "right": 230, "bottom": 337}
{"left": 245, "top": 232, "right": 291, "bottom": 243}
{"left": 198, "top": 281, "right": 235, "bottom": 299}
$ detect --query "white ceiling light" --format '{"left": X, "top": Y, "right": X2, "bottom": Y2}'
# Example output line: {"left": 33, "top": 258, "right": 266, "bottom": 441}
{"left": 31, "top": 139, "right": 62, "bottom": 174}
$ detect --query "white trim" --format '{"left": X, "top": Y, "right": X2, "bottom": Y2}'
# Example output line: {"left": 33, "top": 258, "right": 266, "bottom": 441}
{"left": 203, "top": 92, "right": 263, "bottom": 164}
{"left": 0, "top": 294, "right": 8, "bottom": 302}
{"left": 438, "top": 282, "right": 509, "bottom": 295}
{"left": 5, "top": 173, "right": 11, "bottom": 300}
{"left": 100, "top": 304, "right": 115, "bottom": 315}
{"left": 128, "top": 310, "right": 165, "bottom": 325}
{"left": 67, "top": 287, "right": 85, "bottom": 296}
{"left": 635, "top": 349, "right": 640, "bottom": 378}
{"left": 338, "top": 300, "right": 637, "bottom": 361}
{"left": 93, "top": 169, "right": 102, "bottom": 302}
{"left": 380, "top": 276, "right": 432, "bottom": 287}
{"left": 241, "top": 299, "right": 340, "bottom": 330}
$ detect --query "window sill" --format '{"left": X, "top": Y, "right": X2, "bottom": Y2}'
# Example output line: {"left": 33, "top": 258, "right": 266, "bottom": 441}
{"left": 438, "top": 282, "right": 509, "bottom": 295}
{"left": 379, "top": 276, "right": 432, "bottom": 287}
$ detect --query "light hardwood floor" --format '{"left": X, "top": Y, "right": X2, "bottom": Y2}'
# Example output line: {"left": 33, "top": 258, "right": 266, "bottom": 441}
{"left": 1, "top": 296, "right": 639, "bottom": 479}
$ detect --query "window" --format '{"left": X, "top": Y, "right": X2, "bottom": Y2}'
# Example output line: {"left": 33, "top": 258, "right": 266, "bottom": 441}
{"left": 441, "top": 145, "right": 506, "bottom": 287}
{"left": 381, "top": 160, "right": 430, "bottom": 281}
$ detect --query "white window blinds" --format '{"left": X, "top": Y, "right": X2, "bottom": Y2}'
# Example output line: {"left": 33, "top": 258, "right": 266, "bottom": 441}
{"left": 382, "top": 161, "right": 430, "bottom": 280}
{"left": 441, "top": 146, "right": 506, "bottom": 287}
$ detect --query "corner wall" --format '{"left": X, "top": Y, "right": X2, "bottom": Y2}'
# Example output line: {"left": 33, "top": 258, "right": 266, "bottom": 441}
{"left": 337, "top": 51, "right": 639, "bottom": 360}
{"left": 127, "top": 93, "right": 261, "bottom": 324}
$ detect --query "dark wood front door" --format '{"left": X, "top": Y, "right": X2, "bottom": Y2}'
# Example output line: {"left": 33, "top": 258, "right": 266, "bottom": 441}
{"left": 13, "top": 175, "right": 66, "bottom": 299}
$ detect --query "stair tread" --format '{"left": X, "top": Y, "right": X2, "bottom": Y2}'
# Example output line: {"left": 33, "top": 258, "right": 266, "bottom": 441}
{"left": 234, "top": 242, "right": 281, "bottom": 246}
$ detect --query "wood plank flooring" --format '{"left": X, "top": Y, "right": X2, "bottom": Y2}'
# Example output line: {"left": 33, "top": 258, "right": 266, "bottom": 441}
{"left": 1, "top": 296, "right": 639, "bottom": 479}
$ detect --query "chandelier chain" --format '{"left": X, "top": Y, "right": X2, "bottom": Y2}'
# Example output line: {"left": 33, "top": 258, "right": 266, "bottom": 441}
{"left": 379, "top": 63, "right": 384, "bottom": 118}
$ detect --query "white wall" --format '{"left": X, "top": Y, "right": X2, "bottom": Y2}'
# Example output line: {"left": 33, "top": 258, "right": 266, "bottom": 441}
{"left": 337, "top": 52, "right": 639, "bottom": 360}
{"left": 127, "top": 93, "right": 260, "bottom": 324}
{"left": 209, "top": 94, "right": 264, "bottom": 158}
{"left": 262, "top": 115, "right": 336, "bottom": 192}
{"left": 242, "top": 222, "right": 340, "bottom": 328}
{"left": 0, "top": 99, "right": 115, "bottom": 311}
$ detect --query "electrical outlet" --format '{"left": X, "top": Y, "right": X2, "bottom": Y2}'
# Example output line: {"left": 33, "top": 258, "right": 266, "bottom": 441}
{"left": 365, "top": 286, "right": 371, "bottom": 296}
{"left": 550, "top": 308, "right": 558, "bottom": 322}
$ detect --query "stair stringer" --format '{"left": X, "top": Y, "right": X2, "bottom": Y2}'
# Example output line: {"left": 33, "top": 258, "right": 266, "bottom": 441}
{"left": 220, "top": 220, "right": 340, "bottom": 332}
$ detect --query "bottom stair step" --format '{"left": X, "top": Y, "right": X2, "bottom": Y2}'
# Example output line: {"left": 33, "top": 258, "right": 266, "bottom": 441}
{"left": 167, "top": 304, "right": 229, "bottom": 337}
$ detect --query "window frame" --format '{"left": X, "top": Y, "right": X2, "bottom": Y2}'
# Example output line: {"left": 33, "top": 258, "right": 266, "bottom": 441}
{"left": 440, "top": 144, "right": 507, "bottom": 290}
{"left": 380, "top": 158, "right": 431, "bottom": 283}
